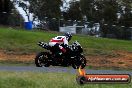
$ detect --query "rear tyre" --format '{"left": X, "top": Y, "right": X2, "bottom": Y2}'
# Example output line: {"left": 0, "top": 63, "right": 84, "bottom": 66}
{"left": 35, "top": 52, "right": 50, "bottom": 67}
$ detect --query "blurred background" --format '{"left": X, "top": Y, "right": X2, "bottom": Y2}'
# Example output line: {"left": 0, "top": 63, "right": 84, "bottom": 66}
{"left": 0, "top": 0, "right": 132, "bottom": 40}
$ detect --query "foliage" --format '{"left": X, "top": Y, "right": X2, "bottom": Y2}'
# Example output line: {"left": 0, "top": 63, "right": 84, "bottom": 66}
{"left": 0, "top": 0, "right": 13, "bottom": 25}
{"left": 80, "top": 0, "right": 119, "bottom": 23}
{"left": 28, "top": 0, "right": 62, "bottom": 30}
{"left": 79, "top": 0, "right": 132, "bottom": 39}
{"left": 12, "top": 0, "right": 31, "bottom": 21}
{"left": 80, "top": 0, "right": 94, "bottom": 21}
{"left": 29, "top": 0, "right": 62, "bottom": 20}
{"left": 7, "top": 10, "right": 24, "bottom": 27}
{"left": 64, "top": 0, "right": 82, "bottom": 20}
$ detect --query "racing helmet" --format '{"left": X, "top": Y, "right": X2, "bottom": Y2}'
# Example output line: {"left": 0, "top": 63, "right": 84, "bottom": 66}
{"left": 64, "top": 32, "right": 72, "bottom": 41}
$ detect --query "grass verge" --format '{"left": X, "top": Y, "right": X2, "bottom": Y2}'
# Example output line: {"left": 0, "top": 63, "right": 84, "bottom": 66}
{"left": 0, "top": 71, "right": 131, "bottom": 88}
{"left": 0, "top": 27, "right": 132, "bottom": 56}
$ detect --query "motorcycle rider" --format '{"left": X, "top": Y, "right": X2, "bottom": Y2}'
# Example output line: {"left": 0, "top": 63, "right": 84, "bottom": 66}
{"left": 49, "top": 32, "right": 72, "bottom": 57}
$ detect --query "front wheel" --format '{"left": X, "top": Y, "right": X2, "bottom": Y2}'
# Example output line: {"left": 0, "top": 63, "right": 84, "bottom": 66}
{"left": 72, "top": 55, "right": 86, "bottom": 69}
{"left": 35, "top": 52, "right": 50, "bottom": 67}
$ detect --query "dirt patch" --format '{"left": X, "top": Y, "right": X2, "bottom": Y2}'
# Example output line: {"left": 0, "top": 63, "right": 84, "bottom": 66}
{"left": 87, "top": 51, "right": 132, "bottom": 69}
{"left": 0, "top": 50, "right": 132, "bottom": 69}
{"left": 0, "top": 51, "right": 35, "bottom": 62}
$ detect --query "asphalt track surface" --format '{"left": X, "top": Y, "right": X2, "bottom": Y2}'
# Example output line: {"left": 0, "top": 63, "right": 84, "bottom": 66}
{"left": 0, "top": 66, "right": 132, "bottom": 76}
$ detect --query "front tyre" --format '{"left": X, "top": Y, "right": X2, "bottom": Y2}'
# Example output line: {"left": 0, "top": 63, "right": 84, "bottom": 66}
{"left": 35, "top": 52, "right": 50, "bottom": 67}
{"left": 72, "top": 55, "right": 86, "bottom": 69}
{"left": 80, "top": 56, "right": 86, "bottom": 69}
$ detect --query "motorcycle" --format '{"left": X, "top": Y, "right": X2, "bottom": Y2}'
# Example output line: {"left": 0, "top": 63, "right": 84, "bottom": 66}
{"left": 35, "top": 41, "right": 86, "bottom": 69}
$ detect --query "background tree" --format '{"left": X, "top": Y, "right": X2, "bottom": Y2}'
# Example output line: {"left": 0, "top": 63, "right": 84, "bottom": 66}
{"left": 63, "top": 0, "right": 82, "bottom": 20}
{"left": 29, "top": 0, "right": 62, "bottom": 30}
{"left": 80, "top": 0, "right": 94, "bottom": 21}
{"left": 29, "top": 0, "right": 62, "bottom": 21}
{"left": 101, "top": 0, "right": 118, "bottom": 24}
{"left": 118, "top": 0, "right": 132, "bottom": 27}
{"left": 0, "top": 0, "right": 13, "bottom": 25}
{"left": 13, "top": 0, "right": 31, "bottom": 22}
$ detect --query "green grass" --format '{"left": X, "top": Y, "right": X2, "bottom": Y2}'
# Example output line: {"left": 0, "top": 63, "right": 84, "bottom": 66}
{"left": 0, "top": 27, "right": 132, "bottom": 56}
{"left": 0, "top": 71, "right": 131, "bottom": 88}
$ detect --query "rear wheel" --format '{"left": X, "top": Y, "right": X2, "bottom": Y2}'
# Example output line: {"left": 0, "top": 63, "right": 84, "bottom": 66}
{"left": 72, "top": 56, "right": 86, "bottom": 69}
{"left": 35, "top": 52, "right": 50, "bottom": 67}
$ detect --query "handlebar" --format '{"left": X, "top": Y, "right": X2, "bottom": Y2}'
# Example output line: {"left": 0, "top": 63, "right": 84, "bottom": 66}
{"left": 38, "top": 42, "right": 50, "bottom": 50}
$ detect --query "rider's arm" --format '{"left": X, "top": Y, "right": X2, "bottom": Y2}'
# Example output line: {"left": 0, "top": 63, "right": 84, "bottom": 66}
{"left": 63, "top": 37, "right": 68, "bottom": 45}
